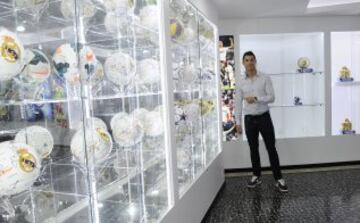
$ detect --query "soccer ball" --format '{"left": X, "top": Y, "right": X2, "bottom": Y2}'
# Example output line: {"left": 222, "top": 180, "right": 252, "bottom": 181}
{"left": 0, "top": 28, "right": 25, "bottom": 81}
{"left": 0, "top": 141, "right": 41, "bottom": 196}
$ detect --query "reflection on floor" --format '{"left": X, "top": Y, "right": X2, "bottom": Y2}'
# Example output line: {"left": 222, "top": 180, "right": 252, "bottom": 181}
{"left": 202, "top": 168, "right": 360, "bottom": 223}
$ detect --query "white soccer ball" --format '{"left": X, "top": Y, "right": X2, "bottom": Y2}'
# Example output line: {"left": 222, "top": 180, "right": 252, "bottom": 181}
{"left": 53, "top": 43, "right": 97, "bottom": 85}
{"left": 132, "top": 108, "right": 149, "bottom": 123}
{"left": 60, "top": 0, "right": 96, "bottom": 20}
{"left": 104, "top": 52, "right": 135, "bottom": 86}
{"left": 136, "top": 58, "right": 161, "bottom": 85}
{"left": 141, "top": 110, "right": 163, "bottom": 137}
{"left": 73, "top": 117, "right": 108, "bottom": 131}
{"left": 15, "top": 126, "right": 54, "bottom": 159}
{"left": 103, "top": 0, "right": 134, "bottom": 14}
{"left": 183, "top": 102, "right": 200, "bottom": 122}
{"left": 15, "top": 49, "right": 51, "bottom": 85}
{"left": 0, "top": 28, "right": 25, "bottom": 81}
{"left": 111, "top": 112, "right": 144, "bottom": 147}
{"left": 179, "top": 63, "right": 198, "bottom": 83}
{"left": 70, "top": 128, "right": 113, "bottom": 164}
{"left": 177, "top": 148, "right": 192, "bottom": 169}
{"left": 104, "top": 12, "right": 130, "bottom": 35}
{"left": 139, "top": 5, "right": 159, "bottom": 32}
{"left": 15, "top": 0, "right": 49, "bottom": 14}
{"left": 0, "top": 141, "right": 41, "bottom": 196}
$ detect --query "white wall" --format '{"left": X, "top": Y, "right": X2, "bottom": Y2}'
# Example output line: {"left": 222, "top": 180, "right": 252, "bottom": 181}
{"left": 188, "top": 0, "right": 219, "bottom": 25}
{"left": 219, "top": 16, "right": 360, "bottom": 169}
{"left": 161, "top": 154, "right": 224, "bottom": 223}
{"left": 331, "top": 32, "right": 360, "bottom": 135}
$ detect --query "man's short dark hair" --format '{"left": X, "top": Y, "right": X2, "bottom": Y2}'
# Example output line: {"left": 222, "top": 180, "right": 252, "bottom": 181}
{"left": 242, "top": 51, "right": 256, "bottom": 62}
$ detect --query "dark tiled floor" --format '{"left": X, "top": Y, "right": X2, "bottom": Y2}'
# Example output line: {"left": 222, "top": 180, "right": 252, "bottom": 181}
{"left": 202, "top": 168, "right": 360, "bottom": 223}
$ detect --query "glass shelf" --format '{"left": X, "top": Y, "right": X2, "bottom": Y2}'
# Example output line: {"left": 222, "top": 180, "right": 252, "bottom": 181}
{"left": 41, "top": 155, "right": 163, "bottom": 223}
{"left": 242, "top": 71, "right": 323, "bottom": 76}
{"left": 0, "top": 92, "right": 163, "bottom": 106}
{"left": 270, "top": 103, "right": 324, "bottom": 108}
{"left": 268, "top": 71, "right": 323, "bottom": 76}
{"left": 334, "top": 81, "right": 360, "bottom": 86}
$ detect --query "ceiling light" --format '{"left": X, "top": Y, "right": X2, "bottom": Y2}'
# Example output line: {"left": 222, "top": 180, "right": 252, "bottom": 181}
{"left": 307, "top": 0, "right": 360, "bottom": 8}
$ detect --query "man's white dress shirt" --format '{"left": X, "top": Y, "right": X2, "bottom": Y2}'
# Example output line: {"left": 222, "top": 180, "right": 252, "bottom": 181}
{"left": 235, "top": 72, "right": 275, "bottom": 124}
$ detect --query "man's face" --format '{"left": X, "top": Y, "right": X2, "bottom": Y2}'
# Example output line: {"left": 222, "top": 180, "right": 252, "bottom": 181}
{"left": 242, "top": 55, "right": 256, "bottom": 71}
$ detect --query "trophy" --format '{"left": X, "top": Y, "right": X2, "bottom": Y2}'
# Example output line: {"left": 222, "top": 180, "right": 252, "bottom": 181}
{"left": 339, "top": 66, "right": 354, "bottom": 82}
{"left": 341, "top": 118, "right": 356, "bottom": 134}
{"left": 297, "top": 57, "right": 313, "bottom": 73}
{"left": 294, "top": 96, "right": 303, "bottom": 106}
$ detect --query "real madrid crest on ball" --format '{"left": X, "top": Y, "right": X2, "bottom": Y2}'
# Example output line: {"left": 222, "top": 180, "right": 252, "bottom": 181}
{"left": 0, "top": 141, "right": 40, "bottom": 196}
{"left": 0, "top": 28, "right": 25, "bottom": 81}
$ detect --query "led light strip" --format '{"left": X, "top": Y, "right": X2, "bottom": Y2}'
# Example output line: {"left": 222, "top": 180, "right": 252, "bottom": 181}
{"left": 307, "top": 0, "right": 360, "bottom": 8}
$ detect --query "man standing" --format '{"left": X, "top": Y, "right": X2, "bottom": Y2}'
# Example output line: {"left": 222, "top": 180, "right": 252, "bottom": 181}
{"left": 235, "top": 51, "right": 288, "bottom": 192}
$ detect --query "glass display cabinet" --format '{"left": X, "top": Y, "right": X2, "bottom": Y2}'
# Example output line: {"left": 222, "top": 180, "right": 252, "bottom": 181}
{"left": 168, "top": 0, "right": 220, "bottom": 196}
{"left": 239, "top": 32, "right": 325, "bottom": 139}
{"left": 0, "top": 0, "right": 221, "bottom": 222}
{"left": 331, "top": 31, "right": 360, "bottom": 136}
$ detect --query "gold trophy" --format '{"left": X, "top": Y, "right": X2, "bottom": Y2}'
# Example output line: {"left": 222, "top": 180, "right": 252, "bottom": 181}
{"left": 297, "top": 57, "right": 313, "bottom": 73}
{"left": 341, "top": 118, "right": 356, "bottom": 134}
{"left": 339, "top": 66, "right": 354, "bottom": 82}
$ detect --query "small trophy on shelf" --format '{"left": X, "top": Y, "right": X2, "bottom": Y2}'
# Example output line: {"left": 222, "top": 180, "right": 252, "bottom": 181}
{"left": 294, "top": 96, "right": 303, "bottom": 105}
{"left": 341, "top": 118, "right": 356, "bottom": 134}
{"left": 297, "top": 57, "right": 313, "bottom": 73}
{"left": 339, "top": 66, "right": 354, "bottom": 82}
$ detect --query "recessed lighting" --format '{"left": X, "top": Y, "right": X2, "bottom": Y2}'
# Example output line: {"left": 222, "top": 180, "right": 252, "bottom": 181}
{"left": 151, "top": 190, "right": 160, "bottom": 196}
{"left": 128, "top": 204, "right": 137, "bottom": 216}
{"left": 16, "top": 25, "right": 25, "bottom": 32}
{"left": 307, "top": 0, "right": 360, "bottom": 8}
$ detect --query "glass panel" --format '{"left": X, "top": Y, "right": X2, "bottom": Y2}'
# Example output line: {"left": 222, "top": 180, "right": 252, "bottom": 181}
{"left": 169, "top": 0, "right": 220, "bottom": 196}
{"left": 169, "top": 0, "right": 202, "bottom": 196}
{"left": 198, "top": 16, "right": 220, "bottom": 165}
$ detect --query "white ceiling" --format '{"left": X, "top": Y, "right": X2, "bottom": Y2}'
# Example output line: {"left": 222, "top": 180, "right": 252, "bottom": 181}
{"left": 210, "top": 0, "right": 360, "bottom": 19}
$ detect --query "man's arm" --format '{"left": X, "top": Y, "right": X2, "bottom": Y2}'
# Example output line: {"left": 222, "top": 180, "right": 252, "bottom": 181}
{"left": 256, "top": 76, "right": 275, "bottom": 103}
